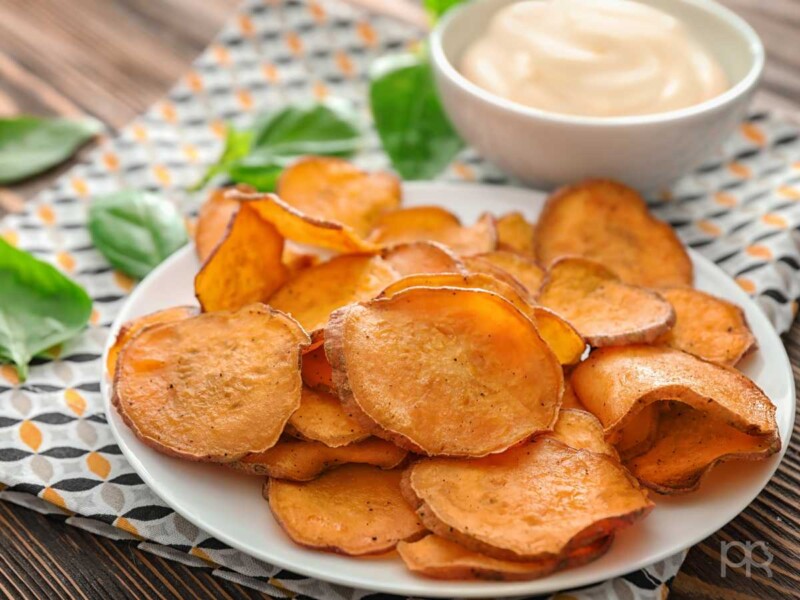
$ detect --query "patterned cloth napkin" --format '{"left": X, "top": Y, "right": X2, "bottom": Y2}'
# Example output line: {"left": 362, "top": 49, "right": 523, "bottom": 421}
{"left": 1, "top": 0, "right": 798, "bottom": 598}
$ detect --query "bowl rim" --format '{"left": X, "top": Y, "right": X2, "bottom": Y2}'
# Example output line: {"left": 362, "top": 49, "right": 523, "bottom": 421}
{"left": 430, "top": 0, "right": 765, "bottom": 127}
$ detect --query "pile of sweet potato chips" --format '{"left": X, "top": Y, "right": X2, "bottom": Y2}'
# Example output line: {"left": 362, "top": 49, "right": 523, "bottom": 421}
{"left": 110, "top": 159, "right": 779, "bottom": 581}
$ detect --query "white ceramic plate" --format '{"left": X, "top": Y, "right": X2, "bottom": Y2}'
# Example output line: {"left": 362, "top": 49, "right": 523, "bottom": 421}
{"left": 102, "top": 182, "right": 795, "bottom": 598}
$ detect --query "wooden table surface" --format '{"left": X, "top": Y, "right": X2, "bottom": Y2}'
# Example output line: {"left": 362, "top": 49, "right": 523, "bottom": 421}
{"left": 1, "top": 1, "right": 798, "bottom": 598}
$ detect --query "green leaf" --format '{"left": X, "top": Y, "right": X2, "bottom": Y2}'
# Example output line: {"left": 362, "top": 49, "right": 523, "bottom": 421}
{"left": 0, "top": 116, "right": 103, "bottom": 184}
{"left": 189, "top": 127, "right": 253, "bottom": 191}
{"left": 369, "top": 53, "right": 464, "bottom": 180}
{"left": 88, "top": 190, "right": 188, "bottom": 280}
{"left": 424, "top": 0, "right": 465, "bottom": 20}
{"left": 251, "top": 99, "right": 362, "bottom": 157}
{"left": 189, "top": 99, "right": 362, "bottom": 191}
{"left": 0, "top": 239, "right": 92, "bottom": 381}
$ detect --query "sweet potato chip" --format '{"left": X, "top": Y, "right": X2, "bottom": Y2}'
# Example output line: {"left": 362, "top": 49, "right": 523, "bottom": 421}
{"left": 301, "top": 341, "right": 334, "bottom": 392}
{"left": 657, "top": 288, "right": 756, "bottom": 366}
{"left": 397, "top": 534, "right": 612, "bottom": 581}
{"left": 107, "top": 306, "right": 197, "bottom": 377}
{"left": 381, "top": 241, "right": 466, "bottom": 276}
{"left": 470, "top": 250, "right": 544, "bottom": 295}
{"left": 367, "top": 207, "right": 497, "bottom": 255}
{"left": 404, "top": 436, "right": 652, "bottom": 560}
{"left": 195, "top": 202, "right": 288, "bottom": 312}
{"left": 277, "top": 157, "right": 401, "bottom": 236}
{"left": 379, "top": 273, "right": 584, "bottom": 366}
{"left": 551, "top": 409, "right": 618, "bottom": 458}
{"left": 535, "top": 180, "right": 693, "bottom": 288}
{"left": 267, "top": 464, "right": 425, "bottom": 554}
{"left": 538, "top": 257, "right": 675, "bottom": 346}
{"left": 286, "top": 387, "right": 370, "bottom": 447}
{"left": 231, "top": 191, "right": 379, "bottom": 253}
{"left": 571, "top": 345, "right": 779, "bottom": 438}
{"left": 194, "top": 185, "right": 249, "bottom": 262}
{"left": 496, "top": 211, "right": 536, "bottom": 256}
{"left": 460, "top": 255, "right": 531, "bottom": 299}
{"left": 269, "top": 254, "right": 399, "bottom": 333}
{"left": 230, "top": 437, "right": 407, "bottom": 480}
{"left": 113, "top": 304, "right": 309, "bottom": 461}
{"left": 326, "top": 287, "right": 563, "bottom": 456}
{"left": 609, "top": 403, "right": 660, "bottom": 461}
{"left": 627, "top": 402, "right": 780, "bottom": 493}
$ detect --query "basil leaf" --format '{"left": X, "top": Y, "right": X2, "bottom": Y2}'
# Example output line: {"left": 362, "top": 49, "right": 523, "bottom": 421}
{"left": 424, "top": 0, "right": 465, "bottom": 19}
{"left": 0, "top": 116, "right": 103, "bottom": 184}
{"left": 370, "top": 53, "right": 463, "bottom": 180}
{"left": 88, "top": 190, "right": 188, "bottom": 280}
{"left": 190, "top": 99, "right": 361, "bottom": 191}
{"left": 0, "top": 239, "right": 92, "bottom": 381}
{"left": 251, "top": 99, "right": 361, "bottom": 157}
{"left": 190, "top": 127, "right": 252, "bottom": 191}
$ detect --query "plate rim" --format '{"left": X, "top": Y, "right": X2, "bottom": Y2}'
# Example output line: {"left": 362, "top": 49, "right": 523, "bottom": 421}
{"left": 102, "top": 181, "right": 796, "bottom": 597}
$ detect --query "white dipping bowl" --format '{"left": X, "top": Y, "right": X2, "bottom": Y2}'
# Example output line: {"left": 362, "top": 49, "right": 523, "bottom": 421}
{"left": 430, "top": 0, "right": 764, "bottom": 191}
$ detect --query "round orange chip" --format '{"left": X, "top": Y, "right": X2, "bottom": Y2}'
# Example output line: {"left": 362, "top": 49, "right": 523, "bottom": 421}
{"left": 538, "top": 257, "right": 675, "bottom": 346}
{"left": 657, "top": 288, "right": 756, "bottom": 366}
{"left": 267, "top": 464, "right": 425, "bottom": 555}
{"left": 495, "top": 211, "right": 536, "bottom": 256}
{"left": 405, "top": 437, "right": 652, "bottom": 561}
{"left": 113, "top": 304, "right": 309, "bottom": 461}
{"left": 106, "top": 306, "right": 197, "bottom": 377}
{"left": 470, "top": 250, "right": 544, "bottom": 295}
{"left": 571, "top": 345, "right": 779, "bottom": 437}
{"left": 367, "top": 207, "right": 497, "bottom": 255}
{"left": 397, "top": 534, "right": 612, "bottom": 581}
{"left": 535, "top": 180, "right": 693, "bottom": 288}
{"left": 230, "top": 437, "right": 407, "bottom": 480}
{"left": 287, "top": 387, "right": 370, "bottom": 447}
{"left": 325, "top": 287, "right": 563, "bottom": 456}
{"left": 381, "top": 241, "right": 466, "bottom": 276}
{"left": 269, "top": 254, "right": 399, "bottom": 333}
{"left": 277, "top": 157, "right": 401, "bottom": 236}
{"left": 194, "top": 185, "right": 249, "bottom": 262}
{"left": 195, "top": 202, "right": 288, "bottom": 312}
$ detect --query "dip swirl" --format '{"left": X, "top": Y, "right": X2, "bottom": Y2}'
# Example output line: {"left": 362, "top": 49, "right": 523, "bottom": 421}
{"left": 460, "top": 0, "right": 729, "bottom": 117}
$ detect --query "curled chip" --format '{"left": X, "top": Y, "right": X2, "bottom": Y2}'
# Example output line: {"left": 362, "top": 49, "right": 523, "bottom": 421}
{"left": 367, "top": 206, "right": 497, "bottom": 255}
{"left": 230, "top": 437, "right": 407, "bottom": 480}
{"left": 194, "top": 185, "right": 249, "bottom": 262}
{"left": 379, "top": 272, "right": 584, "bottom": 366}
{"left": 381, "top": 241, "right": 466, "bottom": 276}
{"left": 195, "top": 203, "right": 288, "bottom": 312}
{"left": 287, "top": 387, "right": 370, "bottom": 447}
{"left": 404, "top": 436, "right": 653, "bottom": 560}
{"left": 627, "top": 402, "right": 780, "bottom": 493}
{"left": 326, "top": 287, "right": 563, "bottom": 456}
{"left": 113, "top": 304, "right": 309, "bottom": 461}
{"left": 496, "top": 211, "right": 536, "bottom": 256}
{"left": 267, "top": 464, "right": 425, "bottom": 554}
{"left": 538, "top": 257, "right": 675, "bottom": 346}
{"left": 550, "top": 409, "right": 618, "bottom": 458}
{"left": 231, "top": 190, "right": 379, "bottom": 253}
{"left": 107, "top": 306, "right": 197, "bottom": 377}
{"left": 657, "top": 288, "right": 756, "bottom": 366}
{"left": 571, "top": 346, "right": 780, "bottom": 492}
{"left": 302, "top": 341, "right": 334, "bottom": 392}
{"left": 470, "top": 250, "right": 545, "bottom": 295}
{"left": 397, "top": 534, "right": 612, "bottom": 581}
{"left": 277, "top": 157, "right": 401, "bottom": 236}
{"left": 535, "top": 180, "right": 693, "bottom": 288}
{"left": 270, "top": 254, "right": 399, "bottom": 333}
